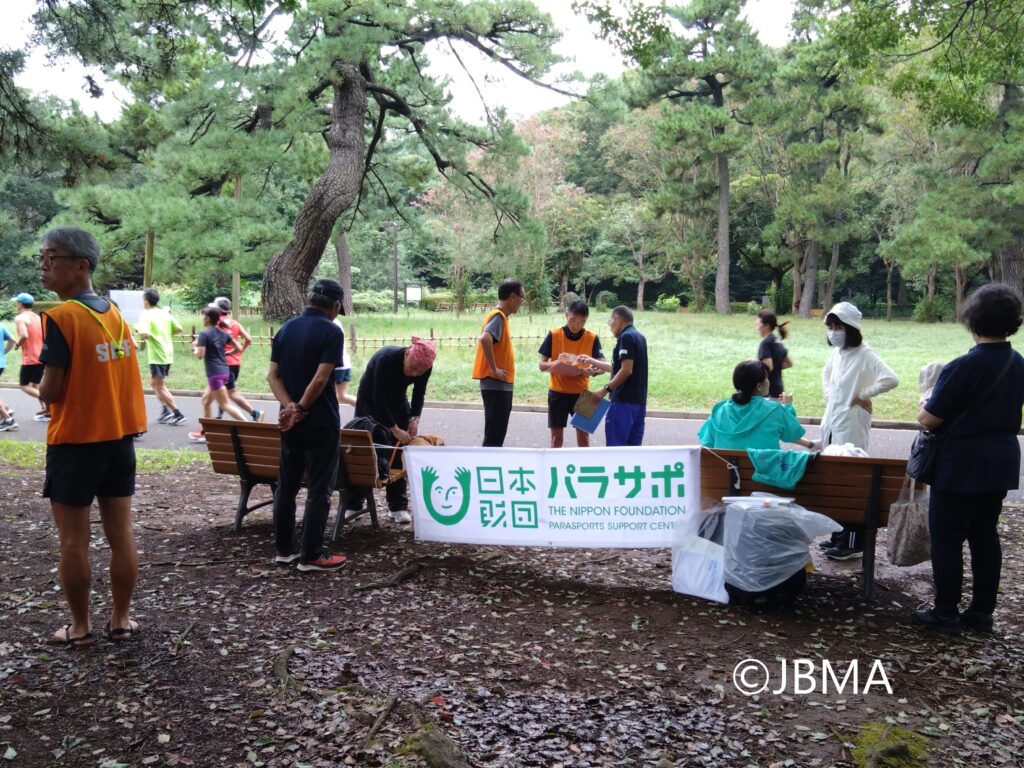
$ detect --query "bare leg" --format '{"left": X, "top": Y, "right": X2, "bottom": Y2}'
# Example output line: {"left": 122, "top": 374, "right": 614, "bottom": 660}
{"left": 229, "top": 388, "right": 255, "bottom": 413}
{"left": 336, "top": 380, "right": 356, "bottom": 406}
{"left": 51, "top": 503, "right": 93, "bottom": 640}
{"left": 151, "top": 376, "right": 178, "bottom": 411}
{"left": 574, "top": 428, "right": 591, "bottom": 448}
{"left": 214, "top": 388, "right": 249, "bottom": 421}
{"left": 201, "top": 388, "right": 214, "bottom": 419}
{"left": 98, "top": 496, "right": 138, "bottom": 632}
{"left": 550, "top": 427, "right": 564, "bottom": 448}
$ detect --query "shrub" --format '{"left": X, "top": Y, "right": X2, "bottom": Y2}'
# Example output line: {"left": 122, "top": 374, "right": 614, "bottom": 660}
{"left": 654, "top": 293, "right": 681, "bottom": 312}
{"left": 595, "top": 290, "right": 618, "bottom": 310}
{"left": 746, "top": 300, "right": 761, "bottom": 315}
{"left": 421, "top": 293, "right": 452, "bottom": 312}
{"left": 351, "top": 289, "right": 393, "bottom": 313}
{"left": 766, "top": 280, "right": 793, "bottom": 315}
{"left": 562, "top": 291, "right": 581, "bottom": 309}
{"left": 913, "top": 295, "right": 954, "bottom": 323}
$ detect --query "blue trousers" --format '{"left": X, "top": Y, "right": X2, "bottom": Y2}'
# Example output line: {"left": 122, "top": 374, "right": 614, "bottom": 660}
{"left": 605, "top": 402, "right": 646, "bottom": 446}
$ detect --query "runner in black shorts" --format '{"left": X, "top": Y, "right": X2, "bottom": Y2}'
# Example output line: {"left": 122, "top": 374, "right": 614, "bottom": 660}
{"left": 150, "top": 363, "right": 171, "bottom": 379}
{"left": 20, "top": 363, "right": 44, "bottom": 387}
{"left": 547, "top": 390, "right": 580, "bottom": 429}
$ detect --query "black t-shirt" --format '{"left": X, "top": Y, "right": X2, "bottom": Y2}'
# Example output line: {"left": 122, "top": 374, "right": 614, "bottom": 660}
{"left": 926, "top": 341, "right": 1024, "bottom": 493}
{"left": 611, "top": 325, "right": 648, "bottom": 405}
{"left": 270, "top": 307, "right": 343, "bottom": 428}
{"left": 354, "top": 346, "right": 432, "bottom": 429}
{"left": 758, "top": 333, "right": 787, "bottom": 397}
{"left": 538, "top": 326, "right": 603, "bottom": 359}
{"left": 40, "top": 290, "right": 112, "bottom": 370}
{"left": 196, "top": 326, "right": 231, "bottom": 377}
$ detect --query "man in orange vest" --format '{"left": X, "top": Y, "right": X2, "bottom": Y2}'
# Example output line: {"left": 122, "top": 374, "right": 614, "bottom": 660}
{"left": 539, "top": 299, "right": 605, "bottom": 447}
{"left": 37, "top": 227, "right": 148, "bottom": 647}
{"left": 472, "top": 278, "right": 525, "bottom": 447}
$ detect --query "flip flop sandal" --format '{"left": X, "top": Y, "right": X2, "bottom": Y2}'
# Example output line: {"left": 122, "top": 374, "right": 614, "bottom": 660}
{"left": 104, "top": 621, "right": 139, "bottom": 642}
{"left": 53, "top": 624, "right": 95, "bottom": 648}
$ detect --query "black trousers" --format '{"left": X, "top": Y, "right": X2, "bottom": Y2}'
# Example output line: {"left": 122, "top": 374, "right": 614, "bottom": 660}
{"left": 481, "top": 389, "right": 514, "bottom": 447}
{"left": 929, "top": 488, "right": 1004, "bottom": 617}
{"left": 274, "top": 422, "right": 340, "bottom": 560}
{"left": 345, "top": 432, "right": 408, "bottom": 512}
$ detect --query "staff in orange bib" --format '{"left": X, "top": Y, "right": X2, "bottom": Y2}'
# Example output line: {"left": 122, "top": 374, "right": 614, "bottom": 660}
{"left": 471, "top": 278, "right": 525, "bottom": 447}
{"left": 37, "top": 227, "right": 148, "bottom": 647}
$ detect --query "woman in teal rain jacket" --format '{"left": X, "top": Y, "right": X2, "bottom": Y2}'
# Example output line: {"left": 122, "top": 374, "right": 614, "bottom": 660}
{"left": 699, "top": 361, "right": 817, "bottom": 450}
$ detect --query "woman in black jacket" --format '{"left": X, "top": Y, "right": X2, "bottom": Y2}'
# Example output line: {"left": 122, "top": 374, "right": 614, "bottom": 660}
{"left": 914, "top": 283, "right": 1024, "bottom": 635}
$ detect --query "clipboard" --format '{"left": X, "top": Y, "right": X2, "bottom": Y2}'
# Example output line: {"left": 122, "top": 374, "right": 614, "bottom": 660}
{"left": 570, "top": 396, "right": 610, "bottom": 434}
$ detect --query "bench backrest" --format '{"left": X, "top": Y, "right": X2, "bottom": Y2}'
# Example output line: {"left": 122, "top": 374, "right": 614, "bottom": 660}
{"left": 200, "top": 418, "right": 282, "bottom": 481}
{"left": 700, "top": 448, "right": 909, "bottom": 526}
{"left": 340, "top": 428, "right": 386, "bottom": 488}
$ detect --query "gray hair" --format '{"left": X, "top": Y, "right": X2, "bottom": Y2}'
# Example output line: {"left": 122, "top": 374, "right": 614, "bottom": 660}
{"left": 611, "top": 305, "right": 634, "bottom": 325}
{"left": 42, "top": 227, "right": 100, "bottom": 272}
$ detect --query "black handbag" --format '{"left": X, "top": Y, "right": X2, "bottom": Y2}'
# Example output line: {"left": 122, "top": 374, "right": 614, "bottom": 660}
{"left": 907, "top": 352, "right": 1016, "bottom": 483}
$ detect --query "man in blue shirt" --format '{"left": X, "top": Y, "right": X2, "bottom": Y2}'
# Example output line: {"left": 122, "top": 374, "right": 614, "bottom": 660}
{"left": 583, "top": 305, "right": 648, "bottom": 446}
{"left": 266, "top": 279, "right": 347, "bottom": 573}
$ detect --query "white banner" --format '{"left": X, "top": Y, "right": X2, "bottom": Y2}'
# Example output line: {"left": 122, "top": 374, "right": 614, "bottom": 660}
{"left": 405, "top": 446, "right": 701, "bottom": 548}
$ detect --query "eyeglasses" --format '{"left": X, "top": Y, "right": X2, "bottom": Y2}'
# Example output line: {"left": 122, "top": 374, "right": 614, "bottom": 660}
{"left": 39, "top": 253, "right": 83, "bottom": 267}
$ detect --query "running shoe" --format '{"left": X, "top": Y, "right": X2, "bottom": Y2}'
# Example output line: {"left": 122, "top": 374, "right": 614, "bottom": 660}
{"left": 296, "top": 552, "right": 348, "bottom": 572}
{"left": 188, "top": 430, "right": 207, "bottom": 443}
{"left": 168, "top": 414, "right": 187, "bottom": 426}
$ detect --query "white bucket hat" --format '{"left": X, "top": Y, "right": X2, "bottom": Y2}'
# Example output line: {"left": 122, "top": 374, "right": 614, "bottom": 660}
{"left": 824, "top": 301, "right": 862, "bottom": 330}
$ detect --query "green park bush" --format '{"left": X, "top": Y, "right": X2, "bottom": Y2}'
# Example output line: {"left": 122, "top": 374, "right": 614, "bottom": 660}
{"left": 654, "top": 294, "right": 681, "bottom": 312}
{"left": 913, "top": 295, "right": 954, "bottom": 323}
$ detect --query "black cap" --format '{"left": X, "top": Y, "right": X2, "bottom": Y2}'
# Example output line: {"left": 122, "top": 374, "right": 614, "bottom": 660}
{"left": 311, "top": 278, "right": 344, "bottom": 302}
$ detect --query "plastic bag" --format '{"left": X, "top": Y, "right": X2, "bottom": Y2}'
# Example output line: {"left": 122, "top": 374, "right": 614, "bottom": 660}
{"left": 672, "top": 504, "right": 729, "bottom": 603}
{"left": 723, "top": 494, "right": 841, "bottom": 593}
{"left": 887, "top": 476, "right": 930, "bottom": 566}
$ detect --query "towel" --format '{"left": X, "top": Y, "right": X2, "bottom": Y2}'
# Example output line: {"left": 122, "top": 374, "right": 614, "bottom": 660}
{"left": 747, "top": 449, "right": 814, "bottom": 490}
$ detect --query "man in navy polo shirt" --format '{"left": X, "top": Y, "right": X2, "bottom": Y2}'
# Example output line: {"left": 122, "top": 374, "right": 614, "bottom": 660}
{"left": 267, "top": 279, "right": 347, "bottom": 572}
{"left": 585, "top": 305, "right": 648, "bottom": 446}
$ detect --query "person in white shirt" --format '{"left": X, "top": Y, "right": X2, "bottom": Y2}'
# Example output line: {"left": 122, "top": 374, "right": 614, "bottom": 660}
{"left": 818, "top": 302, "right": 899, "bottom": 560}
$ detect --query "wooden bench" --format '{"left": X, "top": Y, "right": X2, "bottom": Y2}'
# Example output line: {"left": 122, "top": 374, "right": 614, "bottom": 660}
{"left": 199, "top": 419, "right": 405, "bottom": 539}
{"left": 331, "top": 429, "right": 406, "bottom": 540}
{"left": 699, "top": 448, "right": 909, "bottom": 597}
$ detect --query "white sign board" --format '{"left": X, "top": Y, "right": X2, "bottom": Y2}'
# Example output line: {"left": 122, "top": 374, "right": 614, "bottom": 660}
{"left": 109, "top": 290, "right": 146, "bottom": 324}
{"left": 405, "top": 446, "right": 701, "bottom": 548}
{"left": 405, "top": 283, "right": 422, "bottom": 302}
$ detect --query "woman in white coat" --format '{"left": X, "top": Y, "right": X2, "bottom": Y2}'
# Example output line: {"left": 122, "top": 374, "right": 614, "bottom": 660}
{"left": 818, "top": 302, "right": 899, "bottom": 559}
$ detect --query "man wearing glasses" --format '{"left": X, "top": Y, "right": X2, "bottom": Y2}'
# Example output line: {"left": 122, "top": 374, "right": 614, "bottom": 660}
{"left": 37, "top": 227, "right": 148, "bottom": 646}
{"left": 472, "top": 278, "right": 525, "bottom": 447}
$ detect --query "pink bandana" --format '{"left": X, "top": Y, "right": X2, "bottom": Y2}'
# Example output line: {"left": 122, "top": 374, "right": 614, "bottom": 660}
{"left": 408, "top": 336, "right": 436, "bottom": 368}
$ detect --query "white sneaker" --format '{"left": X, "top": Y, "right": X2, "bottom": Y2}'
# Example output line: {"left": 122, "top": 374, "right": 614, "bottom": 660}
{"left": 390, "top": 509, "right": 412, "bottom": 524}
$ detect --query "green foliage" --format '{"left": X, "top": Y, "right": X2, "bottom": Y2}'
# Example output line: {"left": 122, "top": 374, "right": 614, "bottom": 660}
{"left": 850, "top": 722, "right": 929, "bottom": 767}
{"left": 351, "top": 290, "right": 395, "bottom": 314}
{"left": 654, "top": 293, "right": 680, "bottom": 312}
{"left": 913, "top": 295, "right": 954, "bottom": 323}
{"left": 746, "top": 300, "right": 760, "bottom": 315}
{"left": 0, "top": 440, "right": 202, "bottom": 472}
{"left": 594, "top": 290, "right": 618, "bottom": 310}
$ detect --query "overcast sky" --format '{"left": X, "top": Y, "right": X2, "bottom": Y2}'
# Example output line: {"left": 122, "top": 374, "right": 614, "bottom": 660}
{"left": 1, "top": 0, "right": 795, "bottom": 124}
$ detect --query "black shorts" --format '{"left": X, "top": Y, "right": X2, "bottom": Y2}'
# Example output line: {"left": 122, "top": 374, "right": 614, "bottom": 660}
{"left": 226, "top": 364, "right": 241, "bottom": 390}
{"left": 149, "top": 363, "right": 171, "bottom": 379}
{"left": 20, "top": 363, "right": 43, "bottom": 386}
{"left": 44, "top": 436, "right": 137, "bottom": 507}
{"left": 548, "top": 390, "right": 581, "bottom": 429}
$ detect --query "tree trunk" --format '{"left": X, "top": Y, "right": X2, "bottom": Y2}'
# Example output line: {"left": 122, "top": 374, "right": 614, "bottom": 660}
{"left": 820, "top": 239, "right": 840, "bottom": 310}
{"left": 1000, "top": 236, "right": 1024, "bottom": 296}
{"left": 798, "top": 240, "right": 821, "bottom": 318}
{"left": 636, "top": 277, "right": 646, "bottom": 311}
{"left": 559, "top": 272, "right": 569, "bottom": 311}
{"left": 263, "top": 63, "right": 367, "bottom": 320}
{"left": 926, "top": 264, "right": 937, "bottom": 299}
{"left": 897, "top": 272, "right": 907, "bottom": 308}
{"left": 791, "top": 249, "right": 804, "bottom": 316}
{"left": 714, "top": 151, "right": 731, "bottom": 313}
{"left": 335, "top": 228, "right": 354, "bottom": 317}
{"left": 885, "top": 260, "right": 894, "bottom": 321}
{"left": 954, "top": 264, "right": 968, "bottom": 319}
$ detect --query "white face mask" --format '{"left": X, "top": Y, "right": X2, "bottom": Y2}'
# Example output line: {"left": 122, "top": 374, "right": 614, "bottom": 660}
{"left": 828, "top": 330, "right": 846, "bottom": 347}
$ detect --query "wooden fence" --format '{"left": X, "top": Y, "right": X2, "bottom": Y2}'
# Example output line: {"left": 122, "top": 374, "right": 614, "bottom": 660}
{"left": 171, "top": 325, "right": 548, "bottom": 352}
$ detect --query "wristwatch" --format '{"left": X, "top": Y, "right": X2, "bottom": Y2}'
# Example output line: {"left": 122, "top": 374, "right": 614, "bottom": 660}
{"left": 294, "top": 402, "right": 308, "bottom": 415}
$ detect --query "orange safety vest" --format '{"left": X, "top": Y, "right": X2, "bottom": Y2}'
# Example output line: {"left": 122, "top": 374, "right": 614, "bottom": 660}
{"left": 472, "top": 308, "right": 515, "bottom": 384}
{"left": 547, "top": 326, "right": 598, "bottom": 395}
{"left": 42, "top": 301, "right": 147, "bottom": 445}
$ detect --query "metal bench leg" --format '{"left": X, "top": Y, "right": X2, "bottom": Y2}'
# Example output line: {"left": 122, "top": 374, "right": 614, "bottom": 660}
{"left": 367, "top": 488, "right": 379, "bottom": 529}
{"left": 234, "top": 478, "right": 255, "bottom": 531}
{"left": 862, "top": 465, "right": 883, "bottom": 598}
{"left": 332, "top": 489, "right": 350, "bottom": 543}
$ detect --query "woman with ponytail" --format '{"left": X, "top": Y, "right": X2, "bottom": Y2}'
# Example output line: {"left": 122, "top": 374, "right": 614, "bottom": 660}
{"left": 699, "top": 361, "right": 817, "bottom": 450}
{"left": 756, "top": 310, "right": 792, "bottom": 398}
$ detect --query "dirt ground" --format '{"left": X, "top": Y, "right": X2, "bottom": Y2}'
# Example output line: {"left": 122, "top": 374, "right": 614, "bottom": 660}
{"left": 2, "top": 464, "right": 1023, "bottom": 767}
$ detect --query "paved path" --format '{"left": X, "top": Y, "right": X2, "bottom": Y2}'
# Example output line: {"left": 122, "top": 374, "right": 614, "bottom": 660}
{"left": 3, "top": 386, "right": 1021, "bottom": 499}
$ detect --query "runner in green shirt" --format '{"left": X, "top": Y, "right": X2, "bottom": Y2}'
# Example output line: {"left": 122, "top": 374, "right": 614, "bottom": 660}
{"left": 136, "top": 289, "right": 186, "bottom": 425}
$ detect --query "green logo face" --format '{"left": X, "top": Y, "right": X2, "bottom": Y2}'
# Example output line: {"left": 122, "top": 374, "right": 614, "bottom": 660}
{"left": 420, "top": 466, "right": 472, "bottom": 525}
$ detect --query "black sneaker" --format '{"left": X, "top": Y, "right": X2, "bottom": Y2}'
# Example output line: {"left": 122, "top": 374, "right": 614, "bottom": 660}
{"left": 825, "top": 546, "right": 863, "bottom": 561}
{"left": 913, "top": 608, "right": 960, "bottom": 636}
{"left": 959, "top": 610, "right": 994, "bottom": 634}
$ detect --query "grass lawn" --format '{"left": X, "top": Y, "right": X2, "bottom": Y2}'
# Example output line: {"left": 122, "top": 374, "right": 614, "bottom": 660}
{"left": 132, "top": 309, "right": 972, "bottom": 422}
{"left": 0, "top": 439, "right": 205, "bottom": 472}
